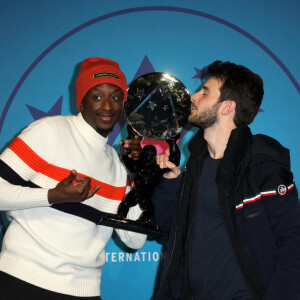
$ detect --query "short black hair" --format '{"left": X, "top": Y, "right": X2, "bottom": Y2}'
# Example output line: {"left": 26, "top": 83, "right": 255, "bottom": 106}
{"left": 202, "top": 60, "right": 264, "bottom": 126}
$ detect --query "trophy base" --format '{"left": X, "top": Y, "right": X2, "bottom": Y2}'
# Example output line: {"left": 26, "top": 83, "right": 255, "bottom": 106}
{"left": 97, "top": 212, "right": 164, "bottom": 236}
{"left": 52, "top": 202, "right": 163, "bottom": 236}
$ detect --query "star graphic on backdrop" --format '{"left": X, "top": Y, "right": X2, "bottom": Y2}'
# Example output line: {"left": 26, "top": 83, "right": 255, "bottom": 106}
{"left": 27, "top": 96, "right": 63, "bottom": 120}
{"left": 192, "top": 66, "right": 206, "bottom": 81}
{"left": 132, "top": 55, "right": 155, "bottom": 81}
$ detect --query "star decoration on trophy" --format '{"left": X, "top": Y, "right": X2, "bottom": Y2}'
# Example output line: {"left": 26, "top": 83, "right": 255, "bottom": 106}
{"left": 134, "top": 88, "right": 146, "bottom": 100}
{"left": 162, "top": 104, "right": 169, "bottom": 111}
{"left": 158, "top": 83, "right": 165, "bottom": 96}
{"left": 148, "top": 101, "right": 157, "bottom": 110}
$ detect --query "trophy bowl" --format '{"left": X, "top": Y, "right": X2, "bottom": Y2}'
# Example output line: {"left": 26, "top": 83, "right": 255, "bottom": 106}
{"left": 125, "top": 72, "right": 191, "bottom": 141}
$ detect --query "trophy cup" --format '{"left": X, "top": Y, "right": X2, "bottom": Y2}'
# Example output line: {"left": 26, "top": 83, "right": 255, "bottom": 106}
{"left": 115, "top": 72, "right": 191, "bottom": 235}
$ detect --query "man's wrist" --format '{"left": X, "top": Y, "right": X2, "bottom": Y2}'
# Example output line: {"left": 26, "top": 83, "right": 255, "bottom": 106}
{"left": 48, "top": 189, "right": 54, "bottom": 205}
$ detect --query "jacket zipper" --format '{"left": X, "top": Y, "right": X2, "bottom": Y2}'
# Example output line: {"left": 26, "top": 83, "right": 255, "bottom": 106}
{"left": 242, "top": 211, "right": 261, "bottom": 222}
{"left": 157, "top": 174, "right": 187, "bottom": 296}
{"left": 182, "top": 220, "right": 193, "bottom": 299}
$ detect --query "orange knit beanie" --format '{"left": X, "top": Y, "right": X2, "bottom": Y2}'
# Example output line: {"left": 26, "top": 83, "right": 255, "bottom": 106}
{"left": 76, "top": 57, "right": 127, "bottom": 110}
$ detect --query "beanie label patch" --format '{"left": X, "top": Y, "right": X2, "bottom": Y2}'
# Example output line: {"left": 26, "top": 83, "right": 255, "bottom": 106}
{"left": 93, "top": 72, "right": 120, "bottom": 80}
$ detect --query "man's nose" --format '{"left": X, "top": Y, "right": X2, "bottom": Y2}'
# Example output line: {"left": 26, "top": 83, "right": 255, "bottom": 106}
{"left": 191, "top": 94, "right": 198, "bottom": 104}
{"left": 101, "top": 98, "right": 112, "bottom": 110}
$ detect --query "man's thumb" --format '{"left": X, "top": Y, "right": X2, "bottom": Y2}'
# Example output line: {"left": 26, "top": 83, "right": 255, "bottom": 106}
{"left": 64, "top": 169, "right": 77, "bottom": 183}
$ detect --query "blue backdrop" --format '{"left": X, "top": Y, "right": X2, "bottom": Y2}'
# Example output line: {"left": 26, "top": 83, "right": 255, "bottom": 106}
{"left": 1, "top": 1, "right": 299, "bottom": 299}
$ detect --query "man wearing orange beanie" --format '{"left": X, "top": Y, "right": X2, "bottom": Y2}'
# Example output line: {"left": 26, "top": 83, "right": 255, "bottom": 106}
{"left": 0, "top": 57, "right": 147, "bottom": 300}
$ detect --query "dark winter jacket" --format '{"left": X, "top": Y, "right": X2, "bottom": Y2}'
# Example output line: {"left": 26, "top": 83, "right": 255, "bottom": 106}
{"left": 152, "top": 125, "right": 300, "bottom": 300}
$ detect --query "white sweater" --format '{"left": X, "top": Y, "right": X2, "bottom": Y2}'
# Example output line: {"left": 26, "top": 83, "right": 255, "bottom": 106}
{"left": 0, "top": 113, "right": 146, "bottom": 297}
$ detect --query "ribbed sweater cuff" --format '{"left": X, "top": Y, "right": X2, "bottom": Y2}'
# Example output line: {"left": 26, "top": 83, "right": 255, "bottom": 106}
{"left": 30, "top": 188, "right": 50, "bottom": 207}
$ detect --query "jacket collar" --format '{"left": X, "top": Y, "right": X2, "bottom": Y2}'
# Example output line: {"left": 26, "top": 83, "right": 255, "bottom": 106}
{"left": 220, "top": 125, "right": 252, "bottom": 176}
{"left": 188, "top": 125, "right": 252, "bottom": 181}
{"left": 188, "top": 127, "right": 207, "bottom": 157}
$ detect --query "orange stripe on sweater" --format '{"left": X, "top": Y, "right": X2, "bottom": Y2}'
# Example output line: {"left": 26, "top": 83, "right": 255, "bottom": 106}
{"left": 8, "top": 137, "right": 49, "bottom": 172}
{"left": 8, "top": 137, "right": 126, "bottom": 200}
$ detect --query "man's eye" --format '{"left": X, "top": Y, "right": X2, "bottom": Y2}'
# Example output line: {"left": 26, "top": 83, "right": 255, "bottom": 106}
{"left": 94, "top": 95, "right": 102, "bottom": 100}
{"left": 112, "top": 96, "right": 121, "bottom": 102}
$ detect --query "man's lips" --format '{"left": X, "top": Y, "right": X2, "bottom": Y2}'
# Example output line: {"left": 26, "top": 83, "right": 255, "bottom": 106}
{"left": 98, "top": 115, "right": 113, "bottom": 121}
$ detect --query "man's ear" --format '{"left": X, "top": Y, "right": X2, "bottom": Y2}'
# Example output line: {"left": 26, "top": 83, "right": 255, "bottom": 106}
{"left": 221, "top": 100, "right": 236, "bottom": 115}
{"left": 79, "top": 101, "right": 84, "bottom": 113}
